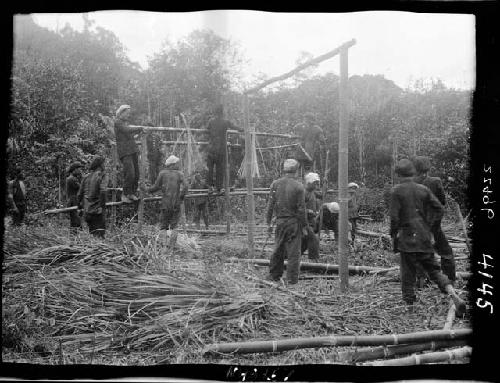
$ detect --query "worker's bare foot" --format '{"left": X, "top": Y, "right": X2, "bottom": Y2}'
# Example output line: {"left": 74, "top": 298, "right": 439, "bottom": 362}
{"left": 452, "top": 296, "right": 467, "bottom": 317}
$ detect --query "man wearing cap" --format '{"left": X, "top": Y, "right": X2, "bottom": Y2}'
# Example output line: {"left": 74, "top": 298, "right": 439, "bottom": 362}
{"left": 114, "top": 105, "right": 144, "bottom": 203}
{"left": 389, "top": 158, "right": 466, "bottom": 315}
{"left": 302, "top": 172, "right": 321, "bottom": 260}
{"left": 142, "top": 155, "right": 188, "bottom": 250}
{"left": 77, "top": 156, "right": 108, "bottom": 238}
{"left": 7, "top": 168, "right": 27, "bottom": 226}
{"left": 348, "top": 182, "right": 360, "bottom": 241}
{"left": 412, "top": 156, "right": 456, "bottom": 283}
{"left": 66, "top": 161, "right": 83, "bottom": 233}
{"left": 266, "top": 159, "right": 307, "bottom": 285}
{"left": 205, "top": 104, "right": 242, "bottom": 194}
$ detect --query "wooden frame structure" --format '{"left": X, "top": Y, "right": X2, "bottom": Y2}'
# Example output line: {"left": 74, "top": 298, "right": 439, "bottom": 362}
{"left": 242, "top": 38, "right": 356, "bottom": 292}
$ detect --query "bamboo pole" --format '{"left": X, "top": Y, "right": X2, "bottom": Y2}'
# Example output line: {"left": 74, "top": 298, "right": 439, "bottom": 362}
{"left": 111, "top": 143, "right": 117, "bottom": 230}
{"left": 138, "top": 133, "right": 147, "bottom": 232}
{"left": 130, "top": 125, "right": 299, "bottom": 140}
{"left": 453, "top": 200, "right": 472, "bottom": 253}
{"left": 443, "top": 300, "right": 456, "bottom": 330}
{"left": 245, "top": 39, "right": 356, "bottom": 95}
{"left": 227, "top": 258, "right": 388, "bottom": 274}
{"left": 203, "top": 328, "right": 471, "bottom": 355}
{"left": 338, "top": 47, "right": 350, "bottom": 292}
{"left": 337, "top": 339, "right": 468, "bottom": 363}
{"left": 318, "top": 150, "right": 330, "bottom": 241}
{"left": 244, "top": 94, "right": 255, "bottom": 258}
{"left": 365, "top": 346, "right": 472, "bottom": 366}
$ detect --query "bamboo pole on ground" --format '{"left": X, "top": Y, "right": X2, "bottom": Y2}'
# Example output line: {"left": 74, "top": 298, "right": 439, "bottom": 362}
{"left": 138, "top": 133, "right": 147, "bottom": 232}
{"left": 227, "top": 258, "right": 391, "bottom": 274}
{"left": 336, "top": 339, "right": 468, "bottom": 363}
{"left": 443, "top": 300, "right": 456, "bottom": 330}
{"left": 364, "top": 346, "right": 472, "bottom": 366}
{"left": 244, "top": 94, "right": 255, "bottom": 258}
{"left": 202, "top": 328, "right": 471, "bottom": 355}
{"left": 338, "top": 47, "right": 350, "bottom": 292}
{"left": 453, "top": 199, "right": 472, "bottom": 253}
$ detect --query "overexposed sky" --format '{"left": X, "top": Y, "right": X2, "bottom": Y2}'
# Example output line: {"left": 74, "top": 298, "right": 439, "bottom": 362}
{"left": 31, "top": 11, "right": 475, "bottom": 90}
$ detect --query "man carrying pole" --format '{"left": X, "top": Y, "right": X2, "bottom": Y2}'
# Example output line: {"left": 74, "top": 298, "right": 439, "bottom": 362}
{"left": 77, "top": 156, "right": 108, "bottom": 239}
{"left": 389, "top": 159, "right": 465, "bottom": 315}
{"left": 141, "top": 155, "right": 188, "bottom": 252}
{"left": 266, "top": 159, "right": 307, "bottom": 286}
{"left": 66, "top": 161, "right": 83, "bottom": 234}
{"left": 114, "top": 104, "right": 144, "bottom": 203}
{"left": 412, "top": 156, "right": 456, "bottom": 284}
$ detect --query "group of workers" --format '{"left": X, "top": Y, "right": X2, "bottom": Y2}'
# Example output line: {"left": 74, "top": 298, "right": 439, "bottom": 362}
{"left": 264, "top": 155, "right": 465, "bottom": 315}
{"left": 6, "top": 102, "right": 466, "bottom": 314}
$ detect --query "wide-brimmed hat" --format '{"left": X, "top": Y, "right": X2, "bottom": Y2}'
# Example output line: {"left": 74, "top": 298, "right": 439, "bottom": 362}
{"left": 413, "top": 156, "right": 431, "bottom": 174}
{"left": 68, "top": 161, "right": 83, "bottom": 174}
{"left": 395, "top": 159, "right": 416, "bottom": 177}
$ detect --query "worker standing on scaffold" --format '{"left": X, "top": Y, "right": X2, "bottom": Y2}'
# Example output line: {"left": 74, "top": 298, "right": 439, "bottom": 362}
{"left": 294, "top": 113, "right": 326, "bottom": 173}
{"left": 142, "top": 155, "right": 188, "bottom": 252}
{"left": 205, "top": 104, "right": 242, "bottom": 195}
{"left": 114, "top": 105, "right": 144, "bottom": 204}
{"left": 266, "top": 159, "right": 307, "bottom": 286}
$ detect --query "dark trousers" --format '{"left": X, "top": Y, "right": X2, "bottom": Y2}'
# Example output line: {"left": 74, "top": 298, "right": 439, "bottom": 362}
{"left": 349, "top": 218, "right": 358, "bottom": 241}
{"left": 194, "top": 202, "right": 209, "bottom": 228}
{"left": 400, "top": 252, "right": 450, "bottom": 304}
{"left": 270, "top": 218, "right": 302, "bottom": 284}
{"left": 11, "top": 204, "right": 26, "bottom": 226}
{"left": 85, "top": 213, "right": 105, "bottom": 238}
{"left": 207, "top": 151, "right": 225, "bottom": 190}
{"left": 416, "top": 223, "right": 456, "bottom": 282}
{"left": 69, "top": 209, "right": 82, "bottom": 234}
{"left": 160, "top": 207, "right": 181, "bottom": 230}
{"left": 121, "top": 153, "right": 139, "bottom": 196}
{"left": 301, "top": 226, "right": 320, "bottom": 260}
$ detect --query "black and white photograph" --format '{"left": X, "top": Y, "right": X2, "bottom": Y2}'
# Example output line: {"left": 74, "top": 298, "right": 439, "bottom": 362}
{"left": 2, "top": 7, "right": 498, "bottom": 380}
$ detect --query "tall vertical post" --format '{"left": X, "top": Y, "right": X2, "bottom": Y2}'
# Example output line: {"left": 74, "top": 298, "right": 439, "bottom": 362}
{"left": 244, "top": 94, "right": 255, "bottom": 257}
{"left": 225, "top": 130, "right": 231, "bottom": 234}
{"left": 338, "top": 47, "right": 350, "bottom": 292}
{"left": 138, "top": 134, "right": 147, "bottom": 232}
{"left": 111, "top": 143, "right": 117, "bottom": 230}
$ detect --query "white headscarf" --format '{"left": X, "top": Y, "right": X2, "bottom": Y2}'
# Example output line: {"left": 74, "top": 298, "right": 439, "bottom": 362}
{"left": 325, "top": 202, "right": 340, "bottom": 213}
{"left": 115, "top": 104, "right": 131, "bottom": 118}
{"left": 304, "top": 172, "right": 320, "bottom": 185}
{"left": 165, "top": 155, "right": 180, "bottom": 166}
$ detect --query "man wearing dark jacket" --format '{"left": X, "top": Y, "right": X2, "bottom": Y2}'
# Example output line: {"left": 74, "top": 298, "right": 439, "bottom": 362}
{"left": 413, "top": 156, "right": 456, "bottom": 283}
{"left": 390, "top": 159, "right": 465, "bottom": 315}
{"left": 114, "top": 105, "right": 143, "bottom": 203}
{"left": 142, "top": 155, "right": 188, "bottom": 251}
{"left": 206, "top": 104, "right": 242, "bottom": 194}
{"left": 78, "top": 156, "right": 108, "bottom": 238}
{"left": 7, "top": 168, "right": 27, "bottom": 226}
{"left": 266, "top": 159, "right": 307, "bottom": 285}
{"left": 66, "top": 161, "right": 83, "bottom": 233}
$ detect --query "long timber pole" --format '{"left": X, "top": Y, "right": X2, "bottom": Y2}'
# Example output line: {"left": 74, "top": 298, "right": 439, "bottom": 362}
{"left": 138, "top": 133, "right": 147, "bottom": 231}
{"left": 244, "top": 94, "right": 255, "bottom": 258}
{"left": 338, "top": 47, "right": 350, "bottom": 293}
{"left": 225, "top": 130, "right": 231, "bottom": 234}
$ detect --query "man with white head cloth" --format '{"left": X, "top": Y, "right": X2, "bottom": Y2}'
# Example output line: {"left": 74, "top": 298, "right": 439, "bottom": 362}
{"left": 265, "top": 159, "right": 307, "bottom": 285}
{"left": 142, "top": 155, "right": 188, "bottom": 251}
{"left": 114, "top": 105, "right": 144, "bottom": 203}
